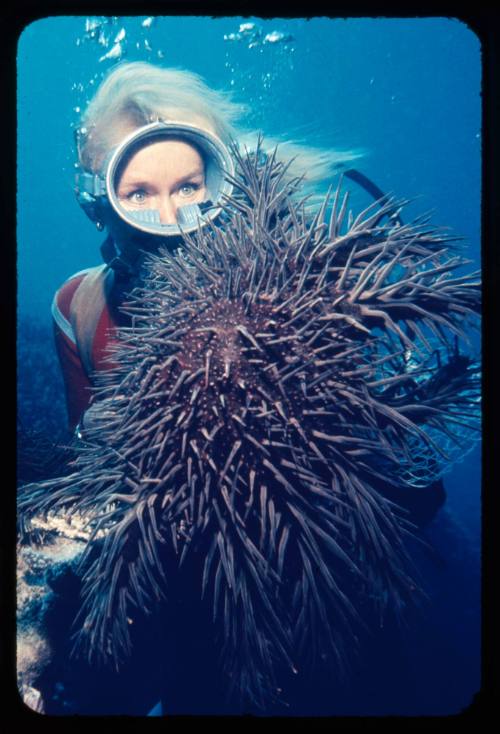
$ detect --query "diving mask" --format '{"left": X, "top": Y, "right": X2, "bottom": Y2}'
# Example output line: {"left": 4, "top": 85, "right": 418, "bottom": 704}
{"left": 75, "top": 121, "right": 235, "bottom": 238}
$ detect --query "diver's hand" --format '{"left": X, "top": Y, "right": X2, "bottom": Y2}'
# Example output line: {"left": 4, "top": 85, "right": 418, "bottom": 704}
{"left": 75, "top": 402, "right": 106, "bottom": 441}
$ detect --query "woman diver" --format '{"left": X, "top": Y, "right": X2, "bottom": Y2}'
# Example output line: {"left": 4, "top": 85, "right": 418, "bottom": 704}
{"left": 46, "top": 64, "right": 363, "bottom": 714}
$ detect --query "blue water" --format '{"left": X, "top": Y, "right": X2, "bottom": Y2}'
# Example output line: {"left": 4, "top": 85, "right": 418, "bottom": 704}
{"left": 17, "top": 16, "right": 481, "bottom": 716}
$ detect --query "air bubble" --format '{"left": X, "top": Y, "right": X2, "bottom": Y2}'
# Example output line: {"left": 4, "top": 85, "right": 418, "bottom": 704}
{"left": 239, "top": 22, "right": 256, "bottom": 33}
{"left": 264, "top": 30, "right": 294, "bottom": 45}
{"left": 99, "top": 41, "right": 124, "bottom": 63}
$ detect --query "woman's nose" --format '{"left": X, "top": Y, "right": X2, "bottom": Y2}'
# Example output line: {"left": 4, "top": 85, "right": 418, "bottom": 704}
{"left": 158, "top": 196, "right": 178, "bottom": 225}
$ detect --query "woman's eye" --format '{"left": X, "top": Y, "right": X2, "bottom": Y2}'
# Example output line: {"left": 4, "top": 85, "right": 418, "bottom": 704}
{"left": 179, "top": 183, "right": 197, "bottom": 198}
{"left": 129, "top": 190, "right": 147, "bottom": 204}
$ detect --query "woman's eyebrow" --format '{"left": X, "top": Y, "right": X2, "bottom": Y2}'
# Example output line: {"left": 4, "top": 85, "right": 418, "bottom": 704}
{"left": 176, "top": 168, "right": 205, "bottom": 182}
{"left": 117, "top": 179, "right": 151, "bottom": 191}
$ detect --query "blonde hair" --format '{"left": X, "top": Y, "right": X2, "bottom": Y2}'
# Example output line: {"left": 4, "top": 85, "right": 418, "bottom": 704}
{"left": 78, "top": 61, "right": 245, "bottom": 171}
{"left": 78, "top": 61, "right": 363, "bottom": 193}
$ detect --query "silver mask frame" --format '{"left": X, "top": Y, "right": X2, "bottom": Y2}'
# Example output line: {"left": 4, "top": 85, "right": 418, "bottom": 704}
{"left": 75, "top": 121, "right": 235, "bottom": 238}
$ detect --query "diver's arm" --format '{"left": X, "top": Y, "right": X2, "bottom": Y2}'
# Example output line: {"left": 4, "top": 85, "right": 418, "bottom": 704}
{"left": 53, "top": 320, "right": 93, "bottom": 431}
{"left": 52, "top": 275, "right": 94, "bottom": 431}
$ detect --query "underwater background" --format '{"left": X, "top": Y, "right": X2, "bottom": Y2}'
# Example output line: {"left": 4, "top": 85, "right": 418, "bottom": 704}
{"left": 17, "top": 16, "right": 481, "bottom": 716}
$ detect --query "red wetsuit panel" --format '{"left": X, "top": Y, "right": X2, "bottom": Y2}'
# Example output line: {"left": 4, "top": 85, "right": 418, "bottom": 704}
{"left": 52, "top": 270, "right": 121, "bottom": 431}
